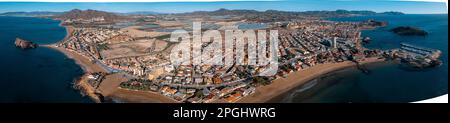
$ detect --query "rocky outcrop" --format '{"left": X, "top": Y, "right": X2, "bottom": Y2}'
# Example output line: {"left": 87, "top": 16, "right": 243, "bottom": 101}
{"left": 15, "top": 38, "right": 37, "bottom": 49}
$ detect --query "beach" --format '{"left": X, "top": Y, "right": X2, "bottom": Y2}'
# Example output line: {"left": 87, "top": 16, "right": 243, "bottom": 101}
{"left": 41, "top": 25, "right": 179, "bottom": 103}
{"left": 110, "top": 89, "right": 179, "bottom": 103}
{"left": 238, "top": 58, "right": 385, "bottom": 103}
{"left": 47, "top": 39, "right": 386, "bottom": 103}
{"left": 44, "top": 22, "right": 389, "bottom": 103}
{"left": 0, "top": 16, "right": 94, "bottom": 102}
{"left": 42, "top": 44, "right": 104, "bottom": 102}
{"left": 43, "top": 44, "right": 180, "bottom": 103}
{"left": 43, "top": 45, "right": 107, "bottom": 73}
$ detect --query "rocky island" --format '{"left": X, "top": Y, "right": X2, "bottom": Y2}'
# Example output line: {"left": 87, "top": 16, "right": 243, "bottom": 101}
{"left": 390, "top": 26, "right": 428, "bottom": 36}
{"left": 15, "top": 38, "right": 37, "bottom": 49}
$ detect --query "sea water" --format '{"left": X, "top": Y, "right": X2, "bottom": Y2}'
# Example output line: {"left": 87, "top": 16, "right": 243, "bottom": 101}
{"left": 0, "top": 16, "right": 92, "bottom": 102}
{"left": 280, "top": 14, "right": 448, "bottom": 103}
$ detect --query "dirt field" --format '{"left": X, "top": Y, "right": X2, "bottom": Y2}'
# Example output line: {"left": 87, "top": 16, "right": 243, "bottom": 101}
{"left": 100, "top": 39, "right": 168, "bottom": 59}
{"left": 121, "top": 26, "right": 170, "bottom": 38}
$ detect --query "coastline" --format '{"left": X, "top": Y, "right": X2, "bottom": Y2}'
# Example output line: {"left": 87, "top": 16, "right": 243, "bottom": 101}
{"left": 43, "top": 20, "right": 387, "bottom": 103}
{"left": 42, "top": 44, "right": 105, "bottom": 103}
{"left": 41, "top": 24, "right": 104, "bottom": 103}
{"left": 45, "top": 39, "right": 386, "bottom": 103}
{"left": 238, "top": 57, "right": 386, "bottom": 103}
{"left": 42, "top": 45, "right": 107, "bottom": 73}
{"left": 110, "top": 88, "right": 179, "bottom": 103}
{"left": 45, "top": 44, "right": 178, "bottom": 103}
{"left": 42, "top": 25, "right": 177, "bottom": 103}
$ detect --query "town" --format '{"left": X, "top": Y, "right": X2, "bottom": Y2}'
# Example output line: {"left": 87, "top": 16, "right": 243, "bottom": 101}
{"left": 49, "top": 9, "right": 440, "bottom": 103}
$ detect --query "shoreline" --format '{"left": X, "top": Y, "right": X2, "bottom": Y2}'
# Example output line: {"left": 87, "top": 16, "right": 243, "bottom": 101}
{"left": 238, "top": 57, "right": 386, "bottom": 103}
{"left": 41, "top": 23, "right": 105, "bottom": 103}
{"left": 44, "top": 19, "right": 387, "bottom": 103}
{"left": 45, "top": 41, "right": 386, "bottom": 103}
{"left": 109, "top": 88, "right": 179, "bottom": 103}
{"left": 42, "top": 44, "right": 105, "bottom": 103}
{"left": 268, "top": 59, "right": 393, "bottom": 103}
{"left": 43, "top": 25, "right": 177, "bottom": 103}
{"left": 44, "top": 45, "right": 178, "bottom": 103}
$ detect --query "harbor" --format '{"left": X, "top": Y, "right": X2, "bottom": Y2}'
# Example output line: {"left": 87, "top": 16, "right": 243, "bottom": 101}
{"left": 386, "top": 43, "right": 442, "bottom": 69}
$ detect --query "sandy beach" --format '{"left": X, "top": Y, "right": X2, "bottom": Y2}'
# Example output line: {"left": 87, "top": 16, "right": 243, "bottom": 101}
{"left": 41, "top": 26, "right": 104, "bottom": 72}
{"left": 44, "top": 45, "right": 107, "bottom": 73}
{"left": 238, "top": 58, "right": 385, "bottom": 103}
{"left": 43, "top": 44, "right": 178, "bottom": 103}
{"left": 109, "top": 89, "right": 179, "bottom": 103}
{"left": 42, "top": 25, "right": 180, "bottom": 103}
{"left": 47, "top": 40, "right": 385, "bottom": 103}
{"left": 42, "top": 45, "right": 105, "bottom": 102}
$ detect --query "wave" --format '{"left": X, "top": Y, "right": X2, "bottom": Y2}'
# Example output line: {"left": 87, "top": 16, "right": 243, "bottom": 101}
{"left": 281, "top": 79, "right": 318, "bottom": 103}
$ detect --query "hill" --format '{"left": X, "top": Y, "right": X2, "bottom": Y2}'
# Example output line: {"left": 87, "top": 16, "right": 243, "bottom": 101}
{"left": 54, "top": 9, "right": 125, "bottom": 22}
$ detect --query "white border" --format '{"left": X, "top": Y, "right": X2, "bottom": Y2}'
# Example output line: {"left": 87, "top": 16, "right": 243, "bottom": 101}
{"left": 414, "top": 94, "right": 448, "bottom": 103}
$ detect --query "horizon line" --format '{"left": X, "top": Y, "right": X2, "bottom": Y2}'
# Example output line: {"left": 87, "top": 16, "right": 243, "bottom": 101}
{"left": 0, "top": 0, "right": 446, "bottom": 2}
{"left": 1, "top": 8, "right": 448, "bottom": 15}
{"left": 0, "top": 0, "right": 447, "bottom": 14}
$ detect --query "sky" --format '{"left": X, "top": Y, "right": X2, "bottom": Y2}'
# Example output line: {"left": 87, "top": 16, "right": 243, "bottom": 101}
{"left": 0, "top": 0, "right": 447, "bottom": 14}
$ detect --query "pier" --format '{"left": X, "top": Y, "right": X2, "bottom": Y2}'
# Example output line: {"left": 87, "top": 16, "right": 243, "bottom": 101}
{"left": 391, "top": 43, "right": 442, "bottom": 69}
{"left": 400, "top": 43, "right": 438, "bottom": 56}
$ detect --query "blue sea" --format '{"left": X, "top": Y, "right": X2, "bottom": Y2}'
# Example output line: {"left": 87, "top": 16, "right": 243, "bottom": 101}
{"left": 279, "top": 14, "right": 448, "bottom": 103}
{"left": 0, "top": 16, "right": 91, "bottom": 102}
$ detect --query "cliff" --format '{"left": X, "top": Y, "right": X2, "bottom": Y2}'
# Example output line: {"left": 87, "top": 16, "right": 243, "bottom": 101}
{"left": 15, "top": 38, "right": 37, "bottom": 49}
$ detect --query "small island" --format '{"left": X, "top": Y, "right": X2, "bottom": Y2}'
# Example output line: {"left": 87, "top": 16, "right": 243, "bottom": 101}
{"left": 15, "top": 38, "right": 37, "bottom": 49}
{"left": 390, "top": 26, "right": 428, "bottom": 36}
